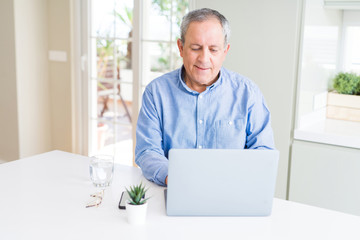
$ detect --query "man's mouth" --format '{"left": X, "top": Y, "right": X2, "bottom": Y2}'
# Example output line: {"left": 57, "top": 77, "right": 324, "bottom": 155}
{"left": 195, "top": 65, "right": 210, "bottom": 70}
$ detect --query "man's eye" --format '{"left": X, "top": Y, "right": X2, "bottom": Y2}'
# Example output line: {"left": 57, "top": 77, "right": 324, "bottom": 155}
{"left": 191, "top": 48, "right": 200, "bottom": 51}
{"left": 210, "top": 49, "right": 218, "bottom": 52}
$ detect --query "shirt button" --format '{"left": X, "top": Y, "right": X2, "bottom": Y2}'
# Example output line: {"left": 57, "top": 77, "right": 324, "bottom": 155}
{"left": 199, "top": 120, "right": 203, "bottom": 124}
{"left": 198, "top": 145, "right": 202, "bottom": 149}
{"left": 228, "top": 121, "right": 233, "bottom": 125}
{"left": 199, "top": 95, "right": 203, "bottom": 99}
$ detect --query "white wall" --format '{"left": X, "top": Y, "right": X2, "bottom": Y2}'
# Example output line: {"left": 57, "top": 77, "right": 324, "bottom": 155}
{"left": 0, "top": 0, "right": 74, "bottom": 161}
{"left": 194, "top": 0, "right": 302, "bottom": 198}
{"left": 14, "top": 0, "right": 52, "bottom": 158}
{"left": 48, "top": 0, "right": 73, "bottom": 152}
{"left": 0, "top": 0, "right": 20, "bottom": 161}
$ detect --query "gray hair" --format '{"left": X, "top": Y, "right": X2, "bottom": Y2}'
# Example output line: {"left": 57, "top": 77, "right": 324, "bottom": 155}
{"left": 180, "top": 8, "right": 231, "bottom": 47}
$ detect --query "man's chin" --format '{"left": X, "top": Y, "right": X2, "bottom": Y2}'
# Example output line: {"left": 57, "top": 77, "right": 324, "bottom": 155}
{"left": 194, "top": 79, "right": 215, "bottom": 87}
{"left": 186, "top": 72, "right": 217, "bottom": 86}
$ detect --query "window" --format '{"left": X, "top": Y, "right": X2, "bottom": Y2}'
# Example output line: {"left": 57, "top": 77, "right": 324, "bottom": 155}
{"left": 86, "top": 0, "right": 189, "bottom": 165}
{"left": 141, "top": 0, "right": 188, "bottom": 88}
{"left": 341, "top": 11, "right": 360, "bottom": 74}
{"left": 294, "top": 0, "right": 360, "bottom": 149}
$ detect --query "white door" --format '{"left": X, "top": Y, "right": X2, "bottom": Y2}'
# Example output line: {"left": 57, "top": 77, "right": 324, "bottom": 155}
{"left": 83, "top": 0, "right": 189, "bottom": 165}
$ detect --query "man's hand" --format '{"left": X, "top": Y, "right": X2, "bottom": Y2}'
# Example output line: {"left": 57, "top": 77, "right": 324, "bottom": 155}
{"left": 165, "top": 176, "right": 168, "bottom": 185}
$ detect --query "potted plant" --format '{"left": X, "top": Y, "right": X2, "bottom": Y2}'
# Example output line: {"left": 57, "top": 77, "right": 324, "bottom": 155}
{"left": 125, "top": 183, "right": 150, "bottom": 225}
{"left": 327, "top": 72, "right": 360, "bottom": 122}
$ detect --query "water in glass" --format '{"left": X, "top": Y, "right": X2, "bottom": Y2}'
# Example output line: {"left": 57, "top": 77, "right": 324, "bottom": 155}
{"left": 90, "top": 155, "right": 114, "bottom": 187}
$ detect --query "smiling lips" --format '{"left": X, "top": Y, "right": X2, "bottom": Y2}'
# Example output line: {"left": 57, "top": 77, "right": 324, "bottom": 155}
{"left": 195, "top": 65, "right": 210, "bottom": 70}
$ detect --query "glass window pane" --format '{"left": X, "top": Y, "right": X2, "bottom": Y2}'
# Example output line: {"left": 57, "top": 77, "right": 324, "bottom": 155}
{"left": 114, "top": 123, "right": 133, "bottom": 166}
{"left": 344, "top": 26, "right": 360, "bottom": 74}
{"left": 142, "top": 42, "right": 171, "bottom": 86}
{"left": 148, "top": 42, "right": 171, "bottom": 72}
{"left": 119, "top": 68, "right": 133, "bottom": 84}
{"left": 89, "top": 80, "right": 98, "bottom": 120}
{"left": 172, "top": 0, "right": 189, "bottom": 41}
{"left": 143, "top": 0, "right": 171, "bottom": 41}
{"left": 94, "top": 80, "right": 116, "bottom": 120}
{"left": 171, "top": 42, "right": 182, "bottom": 69}
{"left": 88, "top": 119, "right": 116, "bottom": 155}
{"left": 94, "top": 38, "right": 115, "bottom": 79}
{"left": 115, "top": 0, "right": 133, "bottom": 39}
{"left": 91, "top": 0, "right": 115, "bottom": 37}
{"left": 115, "top": 82, "right": 133, "bottom": 124}
{"left": 96, "top": 120, "right": 115, "bottom": 153}
{"left": 116, "top": 40, "right": 132, "bottom": 73}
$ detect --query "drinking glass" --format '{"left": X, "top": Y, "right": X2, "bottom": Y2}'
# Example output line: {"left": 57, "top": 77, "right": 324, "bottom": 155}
{"left": 89, "top": 155, "right": 114, "bottom": 188}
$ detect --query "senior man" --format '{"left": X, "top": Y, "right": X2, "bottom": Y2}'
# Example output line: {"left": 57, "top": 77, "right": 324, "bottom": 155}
{"left": 135, "top": 8, "right": 275, "bottom": 186}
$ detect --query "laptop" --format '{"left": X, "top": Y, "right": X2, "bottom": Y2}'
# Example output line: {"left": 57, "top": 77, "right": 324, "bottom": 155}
{"left": 165, "top": 149, "right": 279, "bottom": 216}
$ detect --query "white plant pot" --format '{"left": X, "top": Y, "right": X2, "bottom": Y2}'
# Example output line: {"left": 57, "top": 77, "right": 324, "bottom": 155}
{"left": 126, "top": 201, "right": 148, "bottom": 225}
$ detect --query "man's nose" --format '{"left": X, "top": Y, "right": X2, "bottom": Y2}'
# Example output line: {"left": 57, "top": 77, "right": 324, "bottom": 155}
{"left": 197, "top": 49, "right": 210, "bottom": 62}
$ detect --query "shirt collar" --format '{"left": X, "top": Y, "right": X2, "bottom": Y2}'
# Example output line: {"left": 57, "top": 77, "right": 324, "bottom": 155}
{"left": 178, "top": 66, "right": 224, "bottom": 94}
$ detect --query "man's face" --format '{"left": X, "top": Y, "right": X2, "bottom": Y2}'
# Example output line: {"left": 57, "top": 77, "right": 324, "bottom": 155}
{"left": 177, "top": 17, "right": 230, "bottom": 92}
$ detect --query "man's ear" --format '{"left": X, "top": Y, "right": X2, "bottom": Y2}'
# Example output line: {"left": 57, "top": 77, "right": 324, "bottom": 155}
{"left": 177, "top": 39, "right": 184, "bottom": 57}
{"left": 224, "top": 44, "right": 230, "bottom": 54}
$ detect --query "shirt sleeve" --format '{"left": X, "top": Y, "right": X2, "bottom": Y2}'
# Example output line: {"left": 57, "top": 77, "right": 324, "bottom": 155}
{"left": 245, "top": 87, "right": 275, "bottom": 150}
{"left": 135, "top": 88, "right": 168, "bottom": 186}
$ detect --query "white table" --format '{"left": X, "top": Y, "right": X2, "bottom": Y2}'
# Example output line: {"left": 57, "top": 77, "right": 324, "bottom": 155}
{"left": 1, "top": 150, "right": 360, "bottom": 240}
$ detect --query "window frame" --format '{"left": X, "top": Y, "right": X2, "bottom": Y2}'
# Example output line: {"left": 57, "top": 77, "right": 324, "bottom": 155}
{"left": 74, "top": 0, "right": 191, "bottom": 165}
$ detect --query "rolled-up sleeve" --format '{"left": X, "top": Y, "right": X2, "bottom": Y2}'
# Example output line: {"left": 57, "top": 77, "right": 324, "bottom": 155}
{"left": 135, "top": 88, "right": 168, "bottom": 186}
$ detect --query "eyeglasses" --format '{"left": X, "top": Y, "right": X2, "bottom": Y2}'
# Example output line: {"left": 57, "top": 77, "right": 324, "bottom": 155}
{"left": 86, "top": 189, "right": 104, "bottom": 208}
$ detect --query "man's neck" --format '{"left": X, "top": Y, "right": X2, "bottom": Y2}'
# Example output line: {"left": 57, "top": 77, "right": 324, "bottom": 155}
{"left": 185, "top": 80, "right": 207, "bottom": 93}
{"left": 183, "top": 72, "right": 220, "bottom": 93}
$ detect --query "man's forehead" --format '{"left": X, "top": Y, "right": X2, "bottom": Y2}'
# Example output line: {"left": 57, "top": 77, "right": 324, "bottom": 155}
{"left": 185, "top": 21, "right": 224, "bottom": 43}
{"left": 185, "top": 35, "right": 225, "bottom": 47}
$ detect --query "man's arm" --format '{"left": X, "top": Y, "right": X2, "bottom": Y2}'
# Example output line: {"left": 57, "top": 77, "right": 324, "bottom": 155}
{"left": 135, "top": 88, "right": 168, "bottom": 186}
{"left": 245, "top": 87, "right": 275, "bottom": 150}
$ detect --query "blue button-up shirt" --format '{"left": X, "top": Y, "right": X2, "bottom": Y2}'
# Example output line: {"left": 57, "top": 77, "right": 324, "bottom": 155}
{"left": 135, "top": 67, "right": 275, "bottom": 186}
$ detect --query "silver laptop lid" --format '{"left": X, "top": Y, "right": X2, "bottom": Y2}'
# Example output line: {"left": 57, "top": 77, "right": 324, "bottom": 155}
{"left": 166, "top": 149, "right": 279, "bottom": 216}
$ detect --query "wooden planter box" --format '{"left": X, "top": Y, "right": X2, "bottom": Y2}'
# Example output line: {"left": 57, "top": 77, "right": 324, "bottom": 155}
{"left": 327, "top": 92, "right": 360, "bottom": 122}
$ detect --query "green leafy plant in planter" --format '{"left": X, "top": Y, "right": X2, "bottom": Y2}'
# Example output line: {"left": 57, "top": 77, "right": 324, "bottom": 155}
{"left": 125, "top": 183, "right": 150, "bottom": 225}
{"left": 328, "top": 72, "right": 360, "bottom": 122}
{"left": 332, "top": 72, "right": 360, "bottom": 95}
{"left": 125, "top": 182, "right": 149, "bottom": 205}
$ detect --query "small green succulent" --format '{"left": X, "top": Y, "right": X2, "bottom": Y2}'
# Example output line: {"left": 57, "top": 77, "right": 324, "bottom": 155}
{"left": 125, "top": 182, "right": 149, "bottom": 205}
{"left": 332, "top": 72, "right": 360, "bottom": 95}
